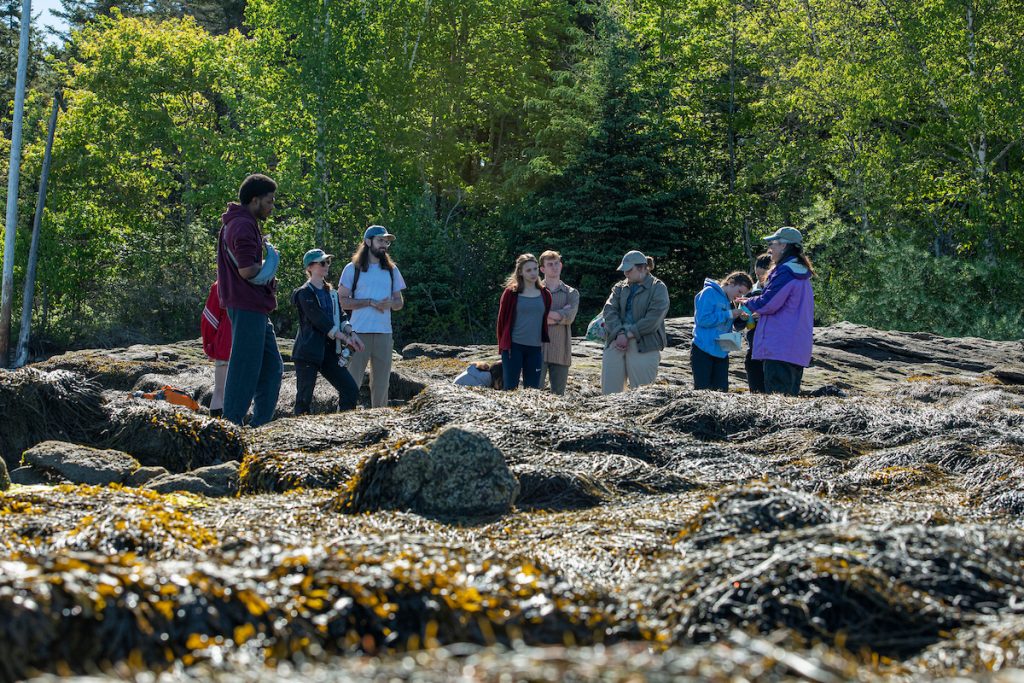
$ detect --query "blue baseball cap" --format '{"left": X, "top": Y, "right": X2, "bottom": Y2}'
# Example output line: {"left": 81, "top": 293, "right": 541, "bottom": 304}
{"left": 363, "top": 225, "right": 396, "bottom": 242}
{"left": 302, "top": 248, "right": 333, "bottom": 268}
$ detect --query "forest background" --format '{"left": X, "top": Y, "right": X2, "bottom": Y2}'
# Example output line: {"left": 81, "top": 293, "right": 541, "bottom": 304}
{"left": 1, "top": 0, "right": 1022, "bottom": 352}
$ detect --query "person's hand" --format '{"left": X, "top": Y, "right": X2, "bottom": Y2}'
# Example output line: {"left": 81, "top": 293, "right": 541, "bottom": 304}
{"left": 614, "top": 333, "right": 629, "bottom": 351}
{"left": 348, "top": 332, "right": 365, "bottom": 352}
{"left": 547, "top": 311, "right": 563, "bottom": 324}
{"left": 371, "top": 298, "right": 392, "bottom": 311}
{"left": 731, "top": 308, "right": 746, "bottom": 320}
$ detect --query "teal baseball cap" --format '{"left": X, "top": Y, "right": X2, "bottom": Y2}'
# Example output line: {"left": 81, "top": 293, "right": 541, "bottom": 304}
{"left": 302, "top": 248, "right": 332, "bottom": 268}
{"left": 363, "top": 225, "right": 396, "bottom": 242}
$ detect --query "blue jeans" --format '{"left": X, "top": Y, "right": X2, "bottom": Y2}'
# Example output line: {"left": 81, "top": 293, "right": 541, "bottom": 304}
{"left": 224, "top": 308, "right": 283, "bottom": 427}
{"left": 502, "top": 342, "right": 543, "bottom": 390}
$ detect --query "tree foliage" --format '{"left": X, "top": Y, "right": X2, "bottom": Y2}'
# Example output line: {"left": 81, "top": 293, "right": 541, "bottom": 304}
{"left": 2, "top": 0, "right": 1024, "bottom": 351}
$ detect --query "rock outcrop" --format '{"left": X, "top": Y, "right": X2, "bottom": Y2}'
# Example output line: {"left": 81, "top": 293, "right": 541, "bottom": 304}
{"left": 338, "top": 426, "right": 520, "bottom": 517}
{"left": 21, "top": 441, "right": 140, "bottom": 486}
{"left": 143, "top": 461, "right": 240, "bottom": 497}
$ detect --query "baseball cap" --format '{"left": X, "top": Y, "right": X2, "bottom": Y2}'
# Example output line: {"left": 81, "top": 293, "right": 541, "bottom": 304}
{"left": 762, "top": 226, "right": 803, "bottom": 245}
{"left": 363, "top": 225, "right": 396, "bottom": 242}
{"left": 617, "top": 250, "right": 648, "bottom": 271}
{"left": 302, "top": 248, "right": 333, "bottom": 268}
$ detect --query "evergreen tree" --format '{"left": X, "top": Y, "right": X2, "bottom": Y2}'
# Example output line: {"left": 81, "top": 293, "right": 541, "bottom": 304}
{"left": 1, "top": 0, "right": 47, "bottom": 131}
{"left": 521, "top": 31, "right": 723, "bottom": 315}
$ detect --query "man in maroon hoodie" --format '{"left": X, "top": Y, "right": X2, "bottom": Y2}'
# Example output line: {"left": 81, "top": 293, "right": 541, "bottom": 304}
{"left": 216, "top": 174, "right": 283, "bottom": 426}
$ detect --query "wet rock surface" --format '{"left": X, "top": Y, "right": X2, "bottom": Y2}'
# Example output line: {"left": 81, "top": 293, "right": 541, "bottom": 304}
{"left": 1, "top": 321, "right": 1024, "bottom": 680}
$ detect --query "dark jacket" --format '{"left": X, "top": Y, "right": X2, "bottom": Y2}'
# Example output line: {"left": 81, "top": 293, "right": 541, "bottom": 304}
{"left": 291, "top": 281, "right": 351, "bottom": 366}
{"left": 496, "top": 287, "right": 552, "bottom": 352}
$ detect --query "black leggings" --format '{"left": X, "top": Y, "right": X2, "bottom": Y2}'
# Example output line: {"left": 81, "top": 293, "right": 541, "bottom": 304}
{"left": 294, "top": 356, "right": 359, "bottom": 415}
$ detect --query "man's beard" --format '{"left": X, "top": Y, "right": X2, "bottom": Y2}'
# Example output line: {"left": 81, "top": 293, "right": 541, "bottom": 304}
{"left": 371, "top": 245, "right": 389, "bottom": 260}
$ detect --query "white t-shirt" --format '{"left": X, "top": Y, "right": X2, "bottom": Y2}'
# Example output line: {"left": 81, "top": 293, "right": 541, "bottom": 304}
{"left": 339, "top": 262, "right": 407, "bottom": 333}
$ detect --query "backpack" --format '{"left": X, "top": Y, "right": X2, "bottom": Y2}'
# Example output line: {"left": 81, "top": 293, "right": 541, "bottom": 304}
{"left": 133, "top": 385, "right": 201, "bottom": 412}
{"left": 586, "top": 313, "right": 608, "bottom": 342}
{"left": 200, "top": 282, "right": 232, "bottom": 361}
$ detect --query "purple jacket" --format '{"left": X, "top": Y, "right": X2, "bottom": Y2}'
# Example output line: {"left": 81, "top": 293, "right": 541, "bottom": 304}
{"left": 745, "top": 257, "right": 814, "bottom": 367}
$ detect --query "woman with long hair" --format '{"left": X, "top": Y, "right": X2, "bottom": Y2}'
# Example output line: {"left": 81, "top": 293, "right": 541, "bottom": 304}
{"left": 737, "top": 227, "right": 815, "bottom": 395}
{"left": 691, "top": 271, "right": 753, "bottom": 391}
{"left": 496, "top": 253, "right": 552, "bottom": 390}
{"left": 601, "top": 250, "right": 670, "bottom": 394}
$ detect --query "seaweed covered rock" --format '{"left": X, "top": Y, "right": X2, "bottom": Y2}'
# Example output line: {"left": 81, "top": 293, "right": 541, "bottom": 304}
{"left": 513, "top": 464, "right": 612, "bottom": 510}
{"left": 145, "top": 461, "right": 240, "bottom": 497}
{"left": 239, "top": 450, "right": 361, "bottom": 494}
{"left": 659, "top": 524, "right": 1024, "bottom": 658}
{"left": 0, "top": 368, "right": 105, "bottom": 471}
{"left": 679, "top": 482, "right": 844, "bottom": 549}
{"left": 21, "top": 441, "right": 140, "bottom": 485}
{"left": 337, "top": 426, "right": 519, "bottom": 518}
{"left": 100, "top": 400, "right": 247, "bottom": 473}
{"left": 35, "top": 349, "right": 182, "bottom": 391}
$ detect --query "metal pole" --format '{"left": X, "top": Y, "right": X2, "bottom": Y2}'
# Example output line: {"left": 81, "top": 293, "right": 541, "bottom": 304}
{"left": 15, "top": 91, "right": 62, "bottom": 368}
{"left": 0, "top": 0, "right": 32, "bottom": 367}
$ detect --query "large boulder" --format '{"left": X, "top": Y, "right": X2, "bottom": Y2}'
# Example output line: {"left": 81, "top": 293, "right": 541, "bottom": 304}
{"left": 337, "top": 425, "right": 519, "bottom": 518}
{"left": 0, "top": 457, "right": 8, "bottom": 491}
{"left": 144, "top": 461, "right": 240, "bottom": 497}
{"left": 21, "top": 441, "right": 140, "bottom": 486}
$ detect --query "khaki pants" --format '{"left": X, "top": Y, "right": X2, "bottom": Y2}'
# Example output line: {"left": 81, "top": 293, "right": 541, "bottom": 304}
{"left": 601, "top": 339, "right": 660, "bottom": 394}
{"left": 346, "top": 332, "right": 393, "bottom": 408}
{"left": 541, "top": 362, "right": 570, "bottom": 395}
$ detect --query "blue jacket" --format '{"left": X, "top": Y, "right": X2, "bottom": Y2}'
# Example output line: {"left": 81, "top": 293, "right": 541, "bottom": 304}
{"left": 745, "top": 257, "right": 814, "bottom": 367}
{"left": 692, "top": 278, "right": 735, "bottom": 359}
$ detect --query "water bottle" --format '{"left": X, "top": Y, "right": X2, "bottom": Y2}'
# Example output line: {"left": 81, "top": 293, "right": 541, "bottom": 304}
{"left": 338, "top": 346, "right": 352, "bottom": 368}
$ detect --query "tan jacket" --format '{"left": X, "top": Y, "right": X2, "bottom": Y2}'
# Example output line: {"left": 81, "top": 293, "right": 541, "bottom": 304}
{"left": 602, "top": 274, "right": 670, "bottom": 353}
{"left": 542, "top": 281, "right": 580, "bottom": 366}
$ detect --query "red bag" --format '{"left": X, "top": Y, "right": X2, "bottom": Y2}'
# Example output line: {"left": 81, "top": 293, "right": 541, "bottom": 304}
{"left": 201, "top": 282, "right": 232, "bottom": 361}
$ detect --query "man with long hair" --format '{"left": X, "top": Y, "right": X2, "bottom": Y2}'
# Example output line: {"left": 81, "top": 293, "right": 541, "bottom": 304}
{"left": 337, "top": 225, "right": 407, "bottom": 407}
{"left": 216, "top": 173, "right": 283, "bottom": 426}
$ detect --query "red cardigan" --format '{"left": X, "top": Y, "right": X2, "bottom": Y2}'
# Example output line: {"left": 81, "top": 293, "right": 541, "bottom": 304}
{"left": 496, "top": 287, "right": 552, "bottom": 352}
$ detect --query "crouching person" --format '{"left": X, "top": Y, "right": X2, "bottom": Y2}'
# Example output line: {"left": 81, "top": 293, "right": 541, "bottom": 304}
{"left": 453, "top": 361, "right": 504, "bottom": 389}
{"left": 292, "top": 249, "right": 364, "bottom": 415}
